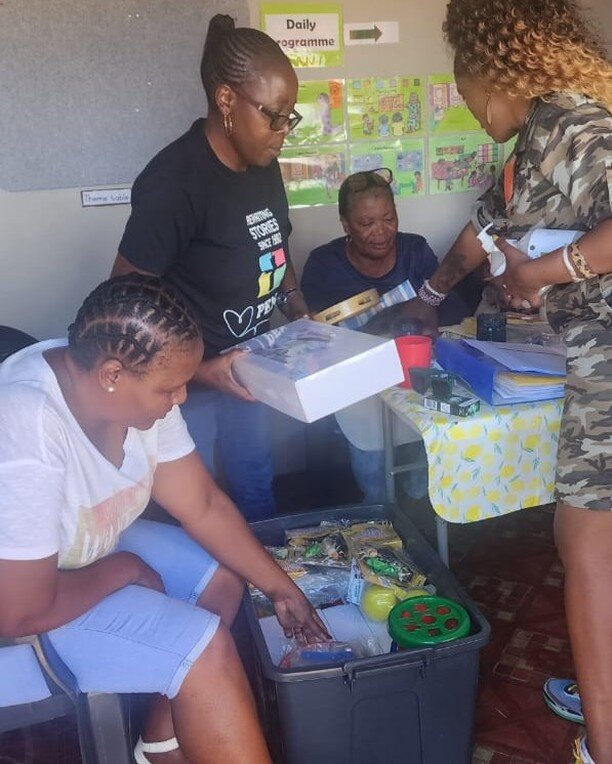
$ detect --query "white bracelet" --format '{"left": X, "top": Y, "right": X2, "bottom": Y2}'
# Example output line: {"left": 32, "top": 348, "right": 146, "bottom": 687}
{"left": 418, "top": 280, "right": 446, "bottom": 307}
{"left": 561, "top": 245, "right": 581, "bottom": 283}
{"left": 424, "top": 279, "right": 446, "bottom": 299}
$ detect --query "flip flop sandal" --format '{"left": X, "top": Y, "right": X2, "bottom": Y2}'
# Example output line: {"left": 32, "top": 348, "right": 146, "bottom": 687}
{"left": 134, "top": 736, "right": 179, "bottom": 763}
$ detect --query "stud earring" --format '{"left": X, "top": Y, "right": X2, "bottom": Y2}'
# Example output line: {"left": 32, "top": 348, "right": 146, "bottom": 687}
{"left": 106, "top": 386, "right": 115, "bottom": 393}
{"left": 485, "top": 93, "right": 493, "bottom": 126}
{"left": 223, "top": 112, "right": 233, "bottom": 136}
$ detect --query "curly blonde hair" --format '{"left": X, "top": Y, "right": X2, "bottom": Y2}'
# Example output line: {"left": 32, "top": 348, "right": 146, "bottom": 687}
{"left": 444, "top": 0, "right": 612, "bottom": 110}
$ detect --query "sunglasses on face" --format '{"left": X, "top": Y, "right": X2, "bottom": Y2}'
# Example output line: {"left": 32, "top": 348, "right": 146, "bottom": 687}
{"left": 408, "top": 368, "right": 467, "bottom": 399}
{"left": 235, "top": 90, "right": 303, "bottom": 132}
{"left": 346, "top": 167, "right": 394, "bottom": 191}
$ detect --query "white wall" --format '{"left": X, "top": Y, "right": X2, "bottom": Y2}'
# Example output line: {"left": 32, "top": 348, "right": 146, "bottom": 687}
{"left": 0, "top": 189, "right": 130, "bottom": 339}
{"left": 585, "top": 0, "right": 612, "bottom": 52}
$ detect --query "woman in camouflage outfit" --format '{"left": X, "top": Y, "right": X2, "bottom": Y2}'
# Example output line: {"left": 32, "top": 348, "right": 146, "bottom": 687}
{"left": 417, "top": 1, "right": 611, "bottom": 761}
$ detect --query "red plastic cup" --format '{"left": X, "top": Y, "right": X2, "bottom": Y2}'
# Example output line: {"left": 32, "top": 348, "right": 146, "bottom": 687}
{"left": 395, "top": 335, "right": 432, "bottom": 389}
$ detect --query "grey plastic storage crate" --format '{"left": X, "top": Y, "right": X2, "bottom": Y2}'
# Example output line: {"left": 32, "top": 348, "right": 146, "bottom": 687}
{"left": 243, "top": 504, "right": 490, "bottom": 764}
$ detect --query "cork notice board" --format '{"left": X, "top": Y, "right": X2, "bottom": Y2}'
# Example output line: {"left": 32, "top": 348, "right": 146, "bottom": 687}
{"left": 0, "top": 0, "right": 247, "bottom": 191}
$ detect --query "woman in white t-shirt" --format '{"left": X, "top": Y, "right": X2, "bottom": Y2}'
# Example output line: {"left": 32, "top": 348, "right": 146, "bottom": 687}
{"left": 0, "top": 274, "right": 328, "bottom": 764}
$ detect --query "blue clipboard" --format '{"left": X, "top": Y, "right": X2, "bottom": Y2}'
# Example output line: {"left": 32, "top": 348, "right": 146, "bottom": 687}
{"left": 435, "top": 338, "right": 565, "bottom": 405}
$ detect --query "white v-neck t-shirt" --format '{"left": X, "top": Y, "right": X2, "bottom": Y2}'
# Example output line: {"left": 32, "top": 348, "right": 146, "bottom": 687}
{"left": 0, "top": 340, "right": 194, "bottom": 569}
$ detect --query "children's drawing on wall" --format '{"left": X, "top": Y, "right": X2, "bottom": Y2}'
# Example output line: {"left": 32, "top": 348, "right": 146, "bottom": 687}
{"left": 406, "top": 91, "right": 422, "bottom": 134}
{"left": 428, "top": 133, "right": 502, "bottom": 195}
{"left": 361, "top": 113, "right": 375, "bottom": 136}
{"left": 317, "top": 92, "right": 334, "bottom": 136}
{"left": 427, "top": 74, "right": 480, "bottom": 134}
{"left": 349, "top": 138, "right": 426, "bottom": 198}
{"left": 347, "top": 76, "right": 425, "bottom": 141}
{"left": 378, "top": 114, "right": 390, "bottom": 138}
{"left": 279, "top": 146, "right": 347, "bottom": 207}
{"left": 284, "top": 79, "right": 346, "bottom": 146}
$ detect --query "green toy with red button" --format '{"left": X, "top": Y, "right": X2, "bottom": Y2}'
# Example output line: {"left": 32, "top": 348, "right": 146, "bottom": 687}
{"left": 387, "top": 595, "right": 471, "bottom": 649}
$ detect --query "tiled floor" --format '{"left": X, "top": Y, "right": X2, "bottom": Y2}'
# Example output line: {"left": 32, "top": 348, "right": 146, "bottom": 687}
{"left": 447, "top": 503, "right": 579, "bottom": 763}
{"left": 0, "top": 476, "right": 580, "bottom": 763}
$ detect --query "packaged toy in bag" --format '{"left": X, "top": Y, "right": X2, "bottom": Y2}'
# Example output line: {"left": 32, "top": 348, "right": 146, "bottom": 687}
{"left": 285, "top": 524, "right": 349, "bottom": 568}
{"left": 342, "top": 521, "right": 427, "bottom": 595}
{"left": 279, "top": 641, "right": 358, "bottom": 669}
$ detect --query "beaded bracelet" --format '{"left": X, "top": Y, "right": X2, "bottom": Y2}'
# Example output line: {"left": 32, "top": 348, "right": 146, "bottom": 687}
{"left": 417, "top": 279, "right": 446, "bottom": 307}
{"left": 569, "top": 242, "right": 597, "bottom": 279}
{"left": 561, "top": 245, "right": 582, "bottom": 283}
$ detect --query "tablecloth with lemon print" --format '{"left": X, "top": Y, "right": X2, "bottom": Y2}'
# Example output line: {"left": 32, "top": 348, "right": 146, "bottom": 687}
{"left": 381, "top": 387, "right": 563, "bottom": 523}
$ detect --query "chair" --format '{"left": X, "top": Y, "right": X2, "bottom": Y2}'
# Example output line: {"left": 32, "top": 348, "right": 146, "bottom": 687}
{"left": 0, "top": 327, "right": 135, "bottom": 762}
{"left": 0, "top": 325, "right": 37, "bottom": 363}
{"left": 0, "top": 636, "right": 134, "bottom": 763}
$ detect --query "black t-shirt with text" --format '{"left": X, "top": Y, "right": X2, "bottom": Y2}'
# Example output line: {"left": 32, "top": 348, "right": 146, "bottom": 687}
{"left": 119, "top": 119, "right": 291, "bottom": 357}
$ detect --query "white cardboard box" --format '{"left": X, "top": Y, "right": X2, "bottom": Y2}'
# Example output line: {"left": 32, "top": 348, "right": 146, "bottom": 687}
{"left": 231, "top": 319, "right": 403, "bottom": 423}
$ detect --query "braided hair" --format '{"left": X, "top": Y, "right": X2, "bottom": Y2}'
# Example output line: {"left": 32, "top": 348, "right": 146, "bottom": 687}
{"left": 200, "top": 14, "right": 290, "bottom": 108}
{"left": 68, "top": 274, "right": 201, "bottom": 372}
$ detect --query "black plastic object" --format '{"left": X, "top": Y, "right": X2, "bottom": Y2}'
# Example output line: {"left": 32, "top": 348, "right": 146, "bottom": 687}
{"left": 243, "top": 504, "right": 490, "bottom": 764}
{"left": 476, "top": 313, "right": 507, "bottom": 342}
{"left": 0, "top": 325, "right": 37, "bottom": 364}
{"left": 408, "top": 367, "right": 468, "bottom": 399}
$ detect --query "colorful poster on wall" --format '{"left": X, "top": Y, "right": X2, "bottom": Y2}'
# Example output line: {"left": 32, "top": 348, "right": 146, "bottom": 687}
{"left": 427, "top": 74, "right": 480, "bottom": 134}
{"left": 428, "top": 133, "right": 502, "bottom": 195}
{"left": 349, "top": 139, "right": 426, "bottom": 198}
{"left": 260, "top": 3, "right": 343, "bottom": 68}
{"left": 279, "top": 145, "right": 348, "bottom": 207}
{"left": 285, "top": 79, "right": 346, "bottom": 146}
{"left": 347, "top": 76, "right": 426, "bottom": 141}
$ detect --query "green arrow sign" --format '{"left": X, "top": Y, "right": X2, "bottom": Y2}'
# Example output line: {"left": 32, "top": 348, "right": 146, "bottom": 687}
{"left": 349, "top": 25, "right": 382, "bottom": 42}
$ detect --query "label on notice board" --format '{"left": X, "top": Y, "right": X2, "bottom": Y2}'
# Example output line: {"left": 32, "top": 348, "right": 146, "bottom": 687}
{"left": 81, "top": 188, "right": 132, "bottom": 207}
{"left": 260, "top": 3, "right": 343, "bottom": 68}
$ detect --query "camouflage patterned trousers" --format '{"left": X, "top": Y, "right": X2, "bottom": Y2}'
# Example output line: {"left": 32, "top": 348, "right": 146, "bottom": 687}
{"left": 545, "top": 274, "right": 612, "bottom": 510}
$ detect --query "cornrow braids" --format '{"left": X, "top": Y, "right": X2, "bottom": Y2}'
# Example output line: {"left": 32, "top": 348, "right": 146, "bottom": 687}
{"left": 68, "top": 274, "right": 201, "bottom": 372}
{"left": 200, "top": 14, "right": 290, "bottom": 107}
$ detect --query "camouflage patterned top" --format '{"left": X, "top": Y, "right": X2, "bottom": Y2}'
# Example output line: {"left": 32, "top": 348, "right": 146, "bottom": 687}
{"left": 471, "top": 91, "right": 612, "bottom": 316}
{"left": 472, "top": 91, "right": 611, "bottom": 238}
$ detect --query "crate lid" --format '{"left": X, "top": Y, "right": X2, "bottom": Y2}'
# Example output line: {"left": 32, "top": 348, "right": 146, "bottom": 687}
{"left": 388, "top": 595, "right": 470, "bottom": 648}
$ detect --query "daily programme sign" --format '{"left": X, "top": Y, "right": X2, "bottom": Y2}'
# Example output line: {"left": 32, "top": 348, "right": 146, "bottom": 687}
{"left": 260, "top": 3, "right": 343, "bottom": 68}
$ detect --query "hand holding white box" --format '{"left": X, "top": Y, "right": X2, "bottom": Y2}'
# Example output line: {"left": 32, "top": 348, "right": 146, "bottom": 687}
{"left": 230, "top": 319, "right": 403, "bottom": 423}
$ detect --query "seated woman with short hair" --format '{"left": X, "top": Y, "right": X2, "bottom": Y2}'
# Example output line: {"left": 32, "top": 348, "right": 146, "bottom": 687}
{"left": 301, "top": 168, "right": 481, "bottom": 335}
{"left": 301, "top": 169, "right": 481, "bottom": 505}
{"left": 0, "top": 274, "right": 327, "bottom": 764}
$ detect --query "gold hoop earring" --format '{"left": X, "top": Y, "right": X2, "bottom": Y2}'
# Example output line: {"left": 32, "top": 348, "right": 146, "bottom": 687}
{"left": 485, "top": 93, "right": 493, "bottom": 126}
{"left": 223, "top": 112, "right": 233, "bottom": 136}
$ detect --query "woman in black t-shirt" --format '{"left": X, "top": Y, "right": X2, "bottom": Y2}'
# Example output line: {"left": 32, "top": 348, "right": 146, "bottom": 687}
{"left": 112, "top": 15, "right": 307, "bottom": 523}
